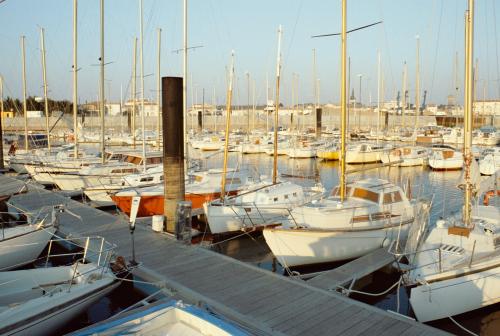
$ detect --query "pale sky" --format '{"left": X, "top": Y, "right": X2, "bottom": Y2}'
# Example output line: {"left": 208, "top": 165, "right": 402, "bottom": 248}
{"left": 1, "top": 0, "right": 499, "bottom": 107}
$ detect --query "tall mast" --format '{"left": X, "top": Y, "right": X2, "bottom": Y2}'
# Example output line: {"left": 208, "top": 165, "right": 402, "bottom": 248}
{"left": 415, "top": 35, "right": 420, "bottom": 128}
{"left": 376, "top": 50, "right": 381, "bottom": 144}
{"left": 99, "top": 0, "right": 105, "bottom": 163}
{"left": 183, "top": 0, "right": 188, "bottom": 165}
{"left": 40, "top": 27, "right": 51, "bottom": 152}
{"left": 273, "top": 25, "right": 283, "bottom": 185}
{"left": 454, "top": 51, "right": 459, "bottom": 117}
{"left": 139, "top": 0, "right": 146, "bottom": 171}
{"left": 402, "top": 61, "right": 407, "bottom": 130}
{"left": 131, "top": 37, "right": 137, "bottom": 148}
{"left": 252, "top": 78, "right": 256, "bottom": 131}
{"left": 463, "top": 0, "right": 474, "bottom": 226}
{"left": 220, "top": 51, "right": 235, "bottom": 203}
{"left": 246, "top": 71, "right": 250, "bottom": 140}
{"left": 339, "top": 0, "right": 347, "bottom": 201}
{"left": 21, "top": 36, "right": 28, "bottom": 151}
{"left": 0, "top": 76, "right": 3, "bottom": 170}
{"left": 213, "top": 87, "right": 216, "bottom": 133}
{"left": 72, "top": 0, "right": 78, "bottom": 157}
{"left": 156, "top": 28, "right": 161, "bottom": 149}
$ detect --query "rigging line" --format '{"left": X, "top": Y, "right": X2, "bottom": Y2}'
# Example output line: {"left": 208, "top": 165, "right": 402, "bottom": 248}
{"left": 484, "top": 0, "right": 491, "bottom": 99}
{"left": 283, "top": 0, "right": 304, "bottom": 72}
{"left": 493, "top": 0, "right": 500, "bottom": 97}
{"left": 428, "top": 0, "right": 444, "bottom": 103}
{"left": 451, "top": 1, "right": 459, "bottom": 95}
{"left": 311, "top": 21, "right": 382, "bottom": 38}
{"left": 376, "top": 0, "right": 395, "bottom": 95}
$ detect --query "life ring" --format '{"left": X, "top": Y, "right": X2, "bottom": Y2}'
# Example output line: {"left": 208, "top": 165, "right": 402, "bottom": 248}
{"left": 483, "top": 190, "right": 500, "bottom": 206}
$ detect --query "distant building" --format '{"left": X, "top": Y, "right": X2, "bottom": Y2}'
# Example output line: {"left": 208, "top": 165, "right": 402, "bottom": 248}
{"left": 474, "top": 100, "right": 500, "bottom": 116}
{"left": 27, "top": 110, "right": 43, "bottom": 118}
{"left": 1, "top": 111, "right": 14, "bottom": 118}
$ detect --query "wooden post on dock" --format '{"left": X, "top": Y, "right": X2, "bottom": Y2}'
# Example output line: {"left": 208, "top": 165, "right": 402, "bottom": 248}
{"left": 162, "top": 77, "right": 185, "bottom": 233}
{"left": 315, "top": 107, "right": 322, "bottom": 138}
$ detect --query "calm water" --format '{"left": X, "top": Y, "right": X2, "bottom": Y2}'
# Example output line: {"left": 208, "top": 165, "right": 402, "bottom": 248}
{"left": 59, "top": 148, "right": 498, "bottom": 335}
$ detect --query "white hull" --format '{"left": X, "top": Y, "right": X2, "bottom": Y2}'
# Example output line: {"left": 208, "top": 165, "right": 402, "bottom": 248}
{"left": 410, "top": 265, "right": 500, "bottom": 322}
{"left": 286, "top": 148, "right": 316, "bottom": 158}
{"left": 0, "top": 263, "right": 119, "bottom": 336}
{"left": 345, "top": 150, "right": 381, "bottom": 164}
{"left": 264, "top": 223, "right": 410, "bottom": 267}
{"left": 83, "top": 188, "right": 118, "bottom": 207}
{"left": 9, "top": 162, "right": 28, "bottom": 174}
{"left": 428, "top": 157, "right": 463, "bottom": 170}
{"left": 380, "top": 153, "right": 425, "bottom": 167}
{"left": 204, "top": 204, "right": 290, "bottom": 234}
{"left": 0, "top": 226, "right": 56, "bottom": 271}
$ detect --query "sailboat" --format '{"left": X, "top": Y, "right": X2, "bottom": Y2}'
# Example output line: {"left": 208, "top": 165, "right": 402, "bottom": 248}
{"left": 263, "top": 1, "right": 422, "bottom": 267}
{"left": 400, "top": 0, "right": 500, "bottom": 322}
{"left": 204, "top": 27, "right": 323, "bottom": 235}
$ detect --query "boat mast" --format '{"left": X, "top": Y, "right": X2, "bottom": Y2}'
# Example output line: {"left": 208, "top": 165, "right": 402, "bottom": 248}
{"left": 339, "top": 0, "right": 347, "bottom": 201}
{"left": 99, "top": 0, "right": 105, "bottom": 164}
{"left": 183, "top": 0, "right": 189, "bottom": 167}
{"left": 220, "top": 51, "right": 235, "bottom": 203}
{"left": 156, "top": 28, "right": 161, "bottom": 149}
{"left": 72, "top": 0, "right": 78, "bottom": 158}
{"left": 40, "top": 27, "right": 51, "bottom": 152}
{"left": 463, "top": 0, "right": 474, "bottom": 226}
{"left": 20, "top": 36, "right": 28, "bottom": 151}
{"left": 131, "top": 37, "right": 137, "bottom": 148}
{"left": 402, "top": 61, "right": 407, "bottom": 131}
{"left": 139, "top": 0, "right": 146, "bottom": 172}
{"left": 415, "top": 35, "right": 420, "bottom": 129}
{"left": 273, "top": 25, "right": 283, "bottom": 185}
{"left": 377, "top": 51, "right": 381, "bottom": 144}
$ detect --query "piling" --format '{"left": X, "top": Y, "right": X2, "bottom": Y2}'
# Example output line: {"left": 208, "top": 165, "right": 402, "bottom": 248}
{"left": 162, "top": 77, "right": 185, "bottom": 233}
{"left": 315, "top": 107, "right": 322, "bottom": 138}
{"left": 197, "top": 110, "right": 202, "bottom": 132}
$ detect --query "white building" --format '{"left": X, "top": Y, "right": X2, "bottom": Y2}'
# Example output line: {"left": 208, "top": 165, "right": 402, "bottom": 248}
{"left": 27, "top": 110, "right": 43, "bottom": 118}
{"left": 474, "top": 100, "right": 500, "bottom": 116}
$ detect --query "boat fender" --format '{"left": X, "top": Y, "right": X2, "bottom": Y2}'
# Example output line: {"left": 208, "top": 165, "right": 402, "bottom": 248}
{"left": 483, "top": 190, "right": 499, "bottom": 206}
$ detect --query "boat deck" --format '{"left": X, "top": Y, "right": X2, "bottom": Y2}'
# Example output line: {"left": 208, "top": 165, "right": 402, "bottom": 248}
{"left": 3, "top": 174, "right": 448, "bottom": 335}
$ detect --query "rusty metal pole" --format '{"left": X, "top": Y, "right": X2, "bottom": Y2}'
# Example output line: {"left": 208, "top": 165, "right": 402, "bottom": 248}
{"left": 162, "top": 77, "right": 185, "bottom": 233}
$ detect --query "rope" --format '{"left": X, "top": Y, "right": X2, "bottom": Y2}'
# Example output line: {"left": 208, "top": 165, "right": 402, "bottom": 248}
{"left": 448, "top": 316, "right": 479, "bottom": 336}
{"left": 337, "top": 276, "right": 402, "bottom": 297}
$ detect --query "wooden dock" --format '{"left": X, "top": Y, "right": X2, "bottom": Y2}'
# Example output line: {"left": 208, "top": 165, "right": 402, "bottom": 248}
{"left": 308, "top": 247, "right": 396, "bottom": 292}
{"left": 2, "top": 174, "right": 448, "bottom": 335}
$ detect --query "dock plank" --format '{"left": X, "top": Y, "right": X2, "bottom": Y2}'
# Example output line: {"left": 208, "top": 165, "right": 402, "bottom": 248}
{"left": 308, "top": 247, "right": 395, "bottom": 291}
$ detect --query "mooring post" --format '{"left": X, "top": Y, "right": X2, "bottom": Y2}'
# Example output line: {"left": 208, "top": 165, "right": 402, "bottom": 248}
{"left": 162, "top": 77, "right": 185, "bottom": 233}
{"left": 315, "top": 107, "right": 322, "bottom": 138}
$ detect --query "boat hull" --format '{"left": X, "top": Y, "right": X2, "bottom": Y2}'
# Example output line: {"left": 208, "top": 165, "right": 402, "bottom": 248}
{"left": 0, "top": 226, "right": 56, "bottom": 271}
{"left": 263, "top": 223, "right": 410, "bottom": 267}
{"left": 410, "top": 265, "right": 500, "bottom": 322}
{"left": 111, "top": 191, "right": 236, "bottom": 217}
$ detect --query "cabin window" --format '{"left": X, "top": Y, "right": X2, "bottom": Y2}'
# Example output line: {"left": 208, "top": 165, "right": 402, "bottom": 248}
{"left": 352, "top": 188, "right": 379, "bottom": 203}
{"left": 383, "top": 191, "right": 403, "bottom": 204}
{"left": 140, "top": 176, "right": 154, "bottom": 182}
{"left": 383, "top": 193, "right": 392, "bottom": 204}
{"left": 273, "top": 197, "right": 279, "bottom": 202}
{"left": 360, "top": 145, "right": 367, "bottom": 152}
{"left": 284, "top": 195, "right": 289, "bottom": 200}
{"left": 160, "top": 175, "right": 164, "bottom": 181}
{"left": 293, "top": 192, "right": 297, "bottom": 197}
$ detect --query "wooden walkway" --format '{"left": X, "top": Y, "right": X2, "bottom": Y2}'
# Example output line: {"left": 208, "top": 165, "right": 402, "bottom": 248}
{"left": 3, "top": 174, "right": 448, "bottom": 335}
{"left": 308, "top": 247, "right": 396, "bottom": 292}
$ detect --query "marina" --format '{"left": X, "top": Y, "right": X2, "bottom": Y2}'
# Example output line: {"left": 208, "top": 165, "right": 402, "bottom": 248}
{"left": 1, "top": 0, "right": 500, "bottom": 335}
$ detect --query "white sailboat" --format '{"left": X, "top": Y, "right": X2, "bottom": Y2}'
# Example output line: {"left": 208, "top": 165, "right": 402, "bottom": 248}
{"left": 205, "top": 27, "right": 321, "bottom": 235}
{"left": 263, "top": 2, "right": 422, "bottom": 267}
{"left": 401, "top": 1, "right": 500, "bottom": 322}
{"left": 380, "top": 146, "right": 428, "bottom": 167}
{"left": 0, "top": 236, "right": 119, "bottom": 336}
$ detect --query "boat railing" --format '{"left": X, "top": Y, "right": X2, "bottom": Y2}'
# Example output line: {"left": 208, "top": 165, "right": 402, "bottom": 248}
{"left": 44, "top": 235, "right": 116, "bottom": 269}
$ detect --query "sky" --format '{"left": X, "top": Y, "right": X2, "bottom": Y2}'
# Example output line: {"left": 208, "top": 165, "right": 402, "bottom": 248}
{"left": 0, "top": 0, "right": 499, "bottom": 107}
